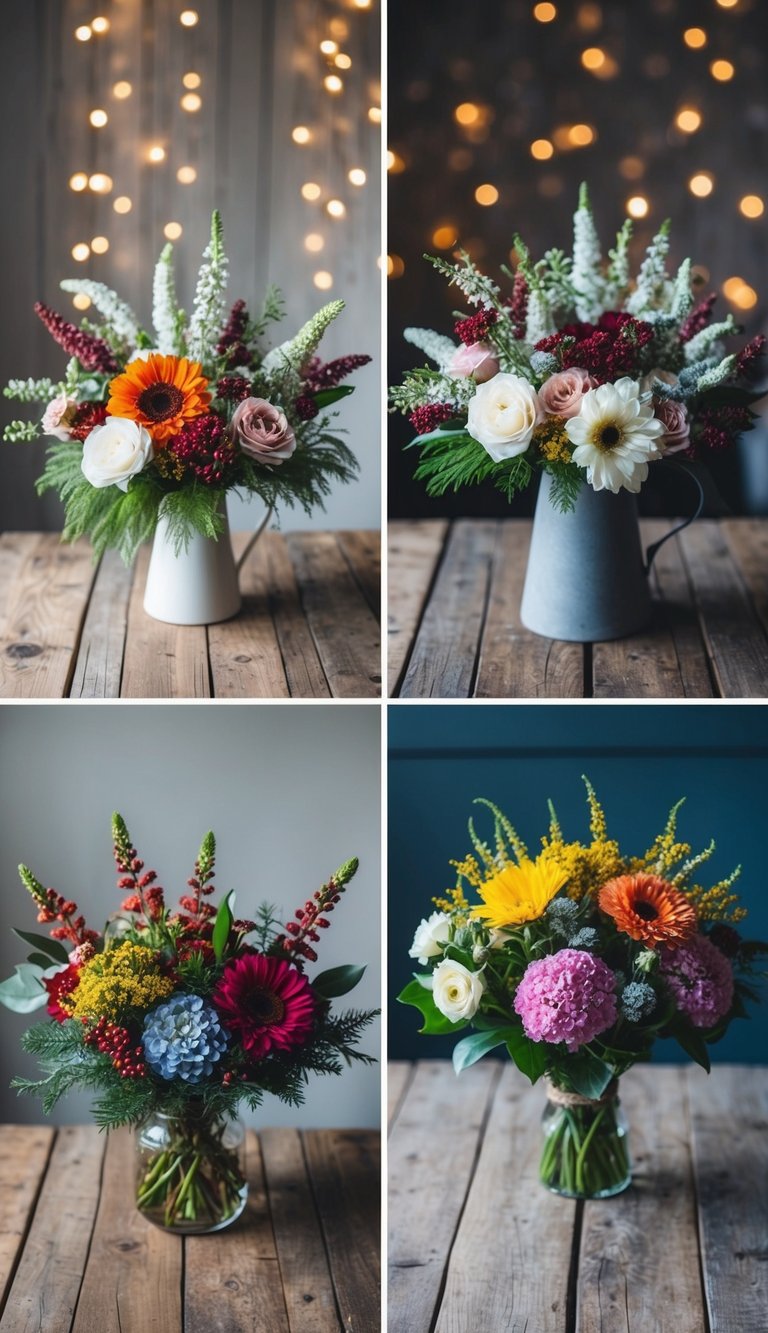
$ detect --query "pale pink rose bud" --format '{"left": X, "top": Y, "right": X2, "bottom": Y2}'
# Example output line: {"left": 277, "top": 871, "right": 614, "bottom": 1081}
{"left": 42, "top": 394, "right": 78, "bottom": 441}
{"left": 538, "top": 367, "right": 595, "bottom": 419}
{"left": 654, "top": 399, "right": 691, "bottom": 455}
{"left": 448, "top": 341, "right": 500, "bottom": 384}
{"left": 231, "top": 397, "right": 296, "bottom": 466}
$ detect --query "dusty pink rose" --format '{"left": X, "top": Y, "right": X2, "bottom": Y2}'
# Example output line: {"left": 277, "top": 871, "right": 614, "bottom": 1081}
{"left": 448, "top": 341, "right": 500, "bottom": 383}
{"left": 42, "top": 394, "right": 78, "bottom": 441}
{"left": 231, "top": 397, "right": 296, "bottom": 465}
{"left": 538, "top": 367, "right": 594, "bottom": 419}
{"left": 654, "top": 399, "right": 690, "bottom": 455}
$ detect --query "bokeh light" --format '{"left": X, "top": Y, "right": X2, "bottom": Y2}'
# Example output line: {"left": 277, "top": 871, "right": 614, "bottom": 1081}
{"left": 91, "top": 236, "right": 109, "bottom": 254}
{"left": 313, "top": 271, "right": 333, "bottom": 290}
{"left": 710, "top": 59, "right": 735, "bottom": 81}
{"left": 113, "top": 81, "right": 132, "bottom": 99}
{"left": 675, "top": 107, "right": 702, "bottom": 133}
{"left": 72, "top": 243, "right": 90, "bottom": 262}
{"left": 164, "top": 222, "right": 183, "bottom": 240}
{"left": 301, "top": 182, "right": 322, "bottom": 201}
{"left": 292, "top": 126, "right": 312, "bottom": 144}
{"left": 113, "top": 196, "right": 133, "bottom": 213}
{"left": 69, "top": 172, "right": 88, "bottom": 192}
{"left": 689, "top": 172, "right": 715, "bottom": 197}
{"left": 304, "top": 233, "right": 325, "bottom": 252}
{"left": 739, "top": 195, "right": 764, "bottom": 219}
{"left": 683, "top": 27, "right": 707, "bottom": 48}
{"left": 530, "top": 138, "right": 554, "bottom": 160}
{"left": 89, "top": 109, "right": 108, "bottom": 128}
{"left": 533, "top": 3, "right": 557, "bottom": 21}
{"left": 626, "top": 195, "right": 649, "bottom": 218}
{"left": 177, "top": 166, "right": 197, "bottom": 184}
{"left": 474, "top": 183, "right": 499, "bottom": 206}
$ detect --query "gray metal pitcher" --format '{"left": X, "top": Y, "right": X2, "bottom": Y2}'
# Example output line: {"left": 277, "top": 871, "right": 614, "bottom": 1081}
{"left": 520, "top": 470, "right": 702, "bottom": 642}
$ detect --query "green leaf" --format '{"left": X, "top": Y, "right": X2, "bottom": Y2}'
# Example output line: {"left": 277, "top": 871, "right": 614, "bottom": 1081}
{"left": 405, "top": 428, "right": 470, "bottom": 450}
{"left": 12, "top": 930, "right": 69, "bottom": 964}
{"left": 312, "top": 964, "right": 366, "bottom": 999}
{"left": 560, "top": 1049, "right": 614, "bottom": 1098}
{"left": 669, "top": 1020, "right": 711, "bottom": 1072}
{"left": 313, "top": 385, "right": 355, "bottom": 408}
{"left": 452, "top": 1027, "right": 516, "bottom": 1074}
{"left": 212, "top": 890, "right": 235, "bottom": 963}
{"left": 26, "top": 952, "right": 55, "bottom": 970}
{"left": 505, "top": 1028, "right": 548, "bottom": 1084}
{"left": 0, "top": 964, "right": 48, "bottom": 1014}
{"left": 397, "top": 978, "right": 468, "bottom": 1036}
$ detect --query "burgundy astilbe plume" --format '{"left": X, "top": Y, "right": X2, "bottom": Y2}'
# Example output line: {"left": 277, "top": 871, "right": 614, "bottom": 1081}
{"left": 304, "top": 353, "right": 372, "bottom": 391}
{"left": 34, "top": 301, "right": 119, "bottom": 373}
{"left": 409, "top": 402, "right": 455, "bottom": 436}
{"left": 454, "top": 307, "right": 498, "bottom": 346}
{"left": 507, "top": 272, "right": 529, "bottom": 340}
{"left": 695, "top": 403, "right": 755, "bottom": 453}
{"left": 679, "top": 293, "right": 717, "bottom": 344}
{"left": 216, "top": 299, "right": 253, "bottom": 368}
{"left": 735, "top": 334, "right": 767, "bottom": 382}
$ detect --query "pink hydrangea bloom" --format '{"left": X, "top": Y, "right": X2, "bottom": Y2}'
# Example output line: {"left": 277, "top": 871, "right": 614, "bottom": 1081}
{"left": 659, "top": 934, "right": 734, "bottom": 1029}
{"left": 513, "top": 948, "right": 618, "bottom": 1052}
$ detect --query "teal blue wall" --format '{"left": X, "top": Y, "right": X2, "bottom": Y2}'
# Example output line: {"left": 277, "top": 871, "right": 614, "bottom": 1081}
{"left": 389, "top": 705, "right": 768, "bottom": 1063}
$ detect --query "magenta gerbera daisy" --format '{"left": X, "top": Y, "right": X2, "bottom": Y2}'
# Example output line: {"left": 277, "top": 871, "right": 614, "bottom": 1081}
{"left": 212, "top": 954, "right": 315, "bottom": 1059}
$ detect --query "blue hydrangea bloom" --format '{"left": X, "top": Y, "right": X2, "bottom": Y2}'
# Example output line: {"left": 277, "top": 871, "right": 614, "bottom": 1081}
{"left": 621, "top": 981, "right": 657, "bottom": 1023}
{"left": 142, "top": 993, "right": 229, "bottom": 1083}
{"left": 568, "top": 927, "right": 599, "bottom": 951}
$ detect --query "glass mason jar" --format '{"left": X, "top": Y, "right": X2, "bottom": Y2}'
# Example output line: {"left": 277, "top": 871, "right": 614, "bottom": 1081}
{"left": 539, "top": 1079, "right": 631, "bottom": 1199}
{"left": 135, "top": 1107, "right": 248, "bottom": 1234}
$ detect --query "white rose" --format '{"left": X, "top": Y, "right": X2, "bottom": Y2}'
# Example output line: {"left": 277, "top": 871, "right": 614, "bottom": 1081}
{"left": 81, "top": 417, "right": 154, "bottom": 491}
{"left": 466, "top": 372, "right": 541, "bottom": 462}
{"left": 408, "top": 911, "right": 451, "bottom": 965}
{"left": 431, "top": 958, "right": 486, "bottom": 1023}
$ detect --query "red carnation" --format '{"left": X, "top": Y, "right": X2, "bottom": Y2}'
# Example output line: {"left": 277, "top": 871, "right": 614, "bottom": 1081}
{"left": 43, "top": 963, "right": 81, "bottom": 1022}
{"left": 212, "top": 954, "right": 315, "bottom": 1059}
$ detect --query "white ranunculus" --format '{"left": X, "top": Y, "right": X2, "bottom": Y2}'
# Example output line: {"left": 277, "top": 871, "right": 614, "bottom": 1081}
{"left": 408, "top": 911, "right": 451, "bottom": 965}
{"left": 81, "top": 417, "right": 154, "bottom": 491}
{"left": 431, "top": 958, "right": 486, "bottom": 1023}
{"left": 466, "top": 372, "right": 541, "bottom": 462}
{"left": 565, "top": 376, "right": 665, "bottom": 494}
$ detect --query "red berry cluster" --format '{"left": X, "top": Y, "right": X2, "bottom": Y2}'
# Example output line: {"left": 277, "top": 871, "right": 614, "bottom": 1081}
{"left": 216, "top": 299, "right": 253, "bottom": 369}
{"left": 408, "top": 402, "right": 456, "bottom": 436}
{"left": 84, "top": 1018, "right": 147, "bottom": 1078}
{"left": 679, "top": 293, "right": 717, "bottom": 344}
{"left": 69, "top": 402, "right": 108, "bottom": 442}
{"left": 454, "top": 308, "right": 497, "bottom": 346}
{"left": 168, "top": 413, "right": 240, "bottom": 486}
{"left": 535, "top": 312, "right": 654, "bottom": 384}
{"left": 507, "top": 272, "right": 529, "bottom": 341}
{"left": 217, "top": 375, "right": 253, "bottom": 403}
{"left": 36, "top": 889, "right": 99, "bottom": 946}
{"left": 276, "top": 881, "right": 342, "bottom": 963}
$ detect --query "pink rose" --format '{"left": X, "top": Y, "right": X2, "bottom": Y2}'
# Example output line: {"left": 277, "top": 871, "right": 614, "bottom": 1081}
{"left": 538, "top": 367, "right": 595, "bottom": 419}
{"left": 231, "top": 397, "right": 296, "bottom": 465}
{"left": 448, "top": 341, "right": 500, "bottom": 384}
{"left": 654, "top": 399, "right": 690, "bottom": 455}
{"left": 42, "top": 394, "right": 78, "bottom": 441}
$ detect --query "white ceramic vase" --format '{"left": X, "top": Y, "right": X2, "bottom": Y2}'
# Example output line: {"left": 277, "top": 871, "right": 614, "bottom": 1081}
{"left": 143, "top": 506, "right": 271, "bottom": 626}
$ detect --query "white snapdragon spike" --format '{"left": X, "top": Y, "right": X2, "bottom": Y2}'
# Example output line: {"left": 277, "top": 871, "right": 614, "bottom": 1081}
{"left": 565, "top": 377, "right": 665, "bottom": 493}
{"left": 696, "top": 354, "right": 738, "bottom": 392}
{"left": 403, "top": 327, "right": 457, "bottom": 370}
{"left": 60, "top": 279, "right": 140, "bottom": 346}
{"left": 4, "top": 377, "right": 57, "bottom": 403}
{"left": 603, "top": 218, "right": 633, "bottom": 309}
{"left": 262, "top": 300, "right": 345, "bottom": 376}
{"left": 467, "top": 373, "right": 541, "bottom": 462}
{"left": 408, "top": 912, "right": 451, "bottom": 966}
{"left": 571, "top": 183, "right": 605, "bottom": 322}
{"left": 152, "top": 244, "right": 182, "bottom": 355}
{"left": 81, "top": 418, "right": 154, "bottom": 490}
{"left": 670, "top": 258, "right": 694, "bottom": 322}
{"left": 430, "top": 958, "right": 486, "bottom": 1022}
{"left": 187, "top": 211, "right": 229, "bottom": 364}
{"left": 626, "top": 224, "right": 672, "bottom": 316}
{"left": 524, "top": 287, "right": 555, "bottom": 344}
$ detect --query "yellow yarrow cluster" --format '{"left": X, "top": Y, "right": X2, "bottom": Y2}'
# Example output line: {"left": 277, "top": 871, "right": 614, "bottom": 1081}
{"left": 541, "top": 779, "right": 625, "bottom": 900}
{"left": 64, "top": 941, "right": 175, "bottom": 1022}
{"left": 533, "top": 417, "right": 573, "bottom": 464}
{"left": 433, "top": 875, "right": 470, "bottom": 916}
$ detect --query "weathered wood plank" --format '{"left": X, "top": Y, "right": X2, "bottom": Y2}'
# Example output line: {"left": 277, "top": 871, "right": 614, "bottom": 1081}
{"left": 72, "top": 1128, "right": 181, "bottom": 1333}
{"left": 0, "top": 535, "right": 96, "bottom": 698}
{"left": 261, "top": 534, "right": 332, "bottom": 698}
{"left": 185, "top": 1130, "right": 290, "bottom": 1333}
{"left": 435, "top": 1065, "right": 575, "bottom": 1333}
{"left": 399, "top": 521, "right": 497, "bottom": 699}
{"left": 643, "top": 519, "right": 714, "bottom": 698}
{"left": 69, "top": 549, "right": 133, "bottom": 698}
{"left": 387, "top": 520, "right": 449, "bottom": 695}
{"left": 336, "top": 530, "right": 381, "bottom": 619}
{"left": 679, "top": 521, "right": 768, "bottom": 697}
{"left": 722, "top": 518, "right": 768, "bottom": 639}
{"left": 0, "top": 1126, "right": 54, "bottom": 1318}
{"left": 474, "top": 521, "right": 584, "bottom": 698}
{"left": 577, "top": 1065, "right": 706, "bottom": 1333}
{"left": 285, "top": 533, "right": 381, "bottom": 698}
{"left": 0, "top": 535, "right": 37, "bottom": 629}
{"left": 260, "top": 1129, "right": 340, "bottom": 1333}
{"left": 207, "top": 533, "right": 290, "bottom": 698}
{"left": 303, "top": 1130, "right": 380, "bottom": 1333}
{"left": 120, "top": 546, "right": 211, "bottom": 698}
{"left": 388, "top": 1060, "right": 500, "bottom": 1333}
{"left": 0, "top": 1126, "right": 104, "bottom": 1333}
{"left": 688, "top": 1065, "right": 768, "bottom": 1333}
{"left": 387, "top": 1061, "right": 414, "bottom": 1131}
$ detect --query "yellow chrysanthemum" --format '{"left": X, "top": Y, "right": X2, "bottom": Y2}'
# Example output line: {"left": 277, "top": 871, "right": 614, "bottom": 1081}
{"left": 65, "top": 941, "right": 175, "bottom": 1022}
{"left": 469, "top": 852, "right": 569, "bottom": 929}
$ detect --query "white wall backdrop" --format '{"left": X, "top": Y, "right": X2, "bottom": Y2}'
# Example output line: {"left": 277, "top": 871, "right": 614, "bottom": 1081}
{"left": 0, "top": 703, "right": 381, "bottom": 1128}
{"left": 1, "top": 0, "right": 381, "bottom": 533}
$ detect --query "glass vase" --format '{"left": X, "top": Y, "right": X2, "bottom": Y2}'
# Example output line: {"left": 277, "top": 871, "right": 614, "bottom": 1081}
{"left": 539, "top": 1080, "right": 631, "bottom": 1199}
{"left": 135, "top": 1107, "right": 248, "bottom": 1234}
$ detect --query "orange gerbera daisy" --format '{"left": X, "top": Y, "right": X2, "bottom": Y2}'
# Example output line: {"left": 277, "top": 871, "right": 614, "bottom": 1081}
{"left": 599, "top": 873, "right": 697, "bottom": 949}
{"left": 107, "top": 354, "right": 210, "bottom": 443}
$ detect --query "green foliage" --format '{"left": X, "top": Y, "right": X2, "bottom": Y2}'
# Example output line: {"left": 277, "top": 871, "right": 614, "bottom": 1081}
{"left": 250, "top": 902, "right": 284, "bottom": 952}
{"left": 493, "top": 455, "right": 533, "bottom": 502}
{"left": 4, "top": 377, "right": 56, "bottom": 403}
{"left": 237, "top": 416, "right": 357, "bottom": 518}
{"left": 398, "top": 977, "right": 468, "bottom": 1035}
{"left": 4, "top": 419, "right": 39, "bottom": 442}
{"left": 313, "top": 964, "right": 366, "bottom": 1000}
{"left": 319, "top": 1007, "right": 379, "bottom": 1067}
{"left": 452, "top": 1027, "right": 515, "bottom": 1074}
{"left": 427, "top": 250, "right": 502, "bottom": 310}
{"left": 250, "top": 284, "right": 285, "bottom": 339}
{"left": 0, "top": 964, "right": 47, "bottom": 1014}
{"left": 12, "top": 930, "right": 69, "bottom": 965}
{"left": 544, "top": 459, "right": 583, "bottom": 512}
{"left": 212, "top": 891, "right": 235, "bottom": 963}
{"left": 413, "top": 431, "right": 497, "bottom": 496}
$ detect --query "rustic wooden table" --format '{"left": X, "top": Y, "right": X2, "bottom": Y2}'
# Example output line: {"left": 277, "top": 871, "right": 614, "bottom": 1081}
{"left": 0, "top": 530, "right": 380, "bottom": 698}
{"left": 0, "top": 1123, "right": 379, "bottom": 1333}
{"left": 388, "top": 519, "right": 768, "bottom": 698}
{"left": 388, "top": 1061, "right": 767, "bottom": 1333}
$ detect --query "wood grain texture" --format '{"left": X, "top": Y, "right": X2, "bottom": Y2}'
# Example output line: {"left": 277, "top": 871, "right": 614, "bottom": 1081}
{"left": 69, "top": 549, "right": 133, "bottom": 698}
{"left": 387, "top": 520, "right": 448, "bottom": 694}
{"left": 387, "top": 1061, "right": 414, "bottom": 1131}
{"left": 388, "top": 1060, "right": 501, "bottom": 1333}
{"left": 303, "top": 1130, "right": 381, "bottom": 1333}
{"left": 688, "top": 1065, "right": 768, "bottom": 1333}
{"left": 207, "top": 534, "right": 291, "bottom": 699}
{"left": 0, "top": 1127, "right": 54, "bottom": 1315}
{"left": 679, "top": 520, "right": 768, "bottom": 698}
{"left": 261, "top": 533, "right": 332, "bottom": 698}
{"left": 285, "top": 533, "right": 381, "bottom": 698}
{"left": 0, "top": 536, "right": 95, "bottom": 698}
{"left": 435, "top": 1065, "right": 576, "bottom": 1333}
{"left": 644, "top": 519, "right": 714, "bottom": 698}
{"left": 337, "top": 529, "right": 381, "bottom": 619}
{"left": 119, "top": 546, "right": 212, "bottom": 698}
{"left": 722, "top": 518, "right": 768, "bottom": 640}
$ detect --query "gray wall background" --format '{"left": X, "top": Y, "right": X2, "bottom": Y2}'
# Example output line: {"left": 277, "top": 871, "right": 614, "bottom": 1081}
{"left": 0, "top": 703, "right": 380, "bottom": 1129}
{"left": 1, "top": 0, "right": 380, "bottom": 534}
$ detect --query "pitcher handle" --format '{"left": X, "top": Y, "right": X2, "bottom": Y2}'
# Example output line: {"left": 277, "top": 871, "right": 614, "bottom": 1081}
{"left": 644, "top": 463, "right": 705, "bottom": 575}
{"left": 235, "top": 506, "right": 274, "bottom": 574}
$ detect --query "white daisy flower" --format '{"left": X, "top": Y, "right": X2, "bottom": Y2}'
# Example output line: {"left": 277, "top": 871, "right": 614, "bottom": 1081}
{"left": 565, "top": 377, "right": 665, "bottom": 493}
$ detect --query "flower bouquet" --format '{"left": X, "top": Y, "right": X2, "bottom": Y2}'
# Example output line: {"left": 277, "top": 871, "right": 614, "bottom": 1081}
{"left": 0, "top": 816, "right": 377, "bottom": 1234}
{"left": 391, "top": 185, "right": 765, "bottom": 639}
{"left": 399, "top": 782, "right": 765, "bottom": 1199}
{"left": 3, "top": 213, "right": 369, "bottom": 622}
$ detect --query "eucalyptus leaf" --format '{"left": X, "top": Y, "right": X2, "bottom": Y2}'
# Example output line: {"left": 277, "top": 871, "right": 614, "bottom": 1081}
{"left": 0, "top": 964, "right": 48, "bottom": 1014}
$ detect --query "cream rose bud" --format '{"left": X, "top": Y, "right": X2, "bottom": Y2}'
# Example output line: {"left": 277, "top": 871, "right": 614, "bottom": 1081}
{"left": 231, "top": 397, "right": 296, "bottom": 465}
{"left": 408, "top": 911, "right": 451, "bottom": 966}
{"left": 466, "top": 373, "right": 541, "bottom": 462}
{"left": 431, "top": 958, "right": 486, "bottom": 1023}
{"left": 81, "top": 418, "right": 154, "bottom": 491}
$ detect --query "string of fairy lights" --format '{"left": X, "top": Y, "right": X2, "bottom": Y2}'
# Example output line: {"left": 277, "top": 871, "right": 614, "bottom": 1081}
{"left": 387, "top": 0, "right": 765, "bottom": 316}
{"left": 64, "top": 1, "right": 378, "bottom": 312}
